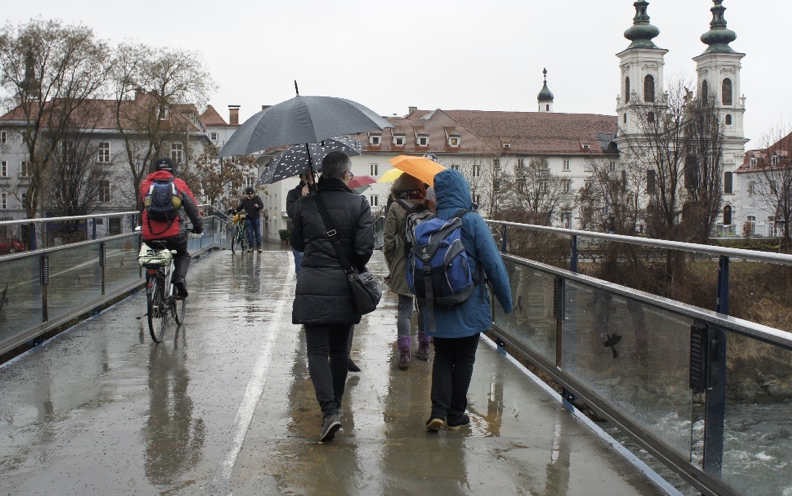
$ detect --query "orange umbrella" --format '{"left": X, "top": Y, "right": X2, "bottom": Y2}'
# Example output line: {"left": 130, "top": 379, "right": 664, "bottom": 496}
{"left": 388, "top": 155, "right": 445, "bottom": 186}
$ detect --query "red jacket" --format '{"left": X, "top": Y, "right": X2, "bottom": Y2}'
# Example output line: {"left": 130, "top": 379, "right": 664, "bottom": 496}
{"left": 140, "top": 170, "right": 201, "bottom": 240}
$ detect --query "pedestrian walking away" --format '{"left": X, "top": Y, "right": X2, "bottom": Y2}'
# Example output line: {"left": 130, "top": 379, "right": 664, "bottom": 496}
{"left": 139, "top": 157, "right": 203, "bottom": 298}
{"left": 230, "top": 187, "right": 264, "bottom": 252}
{"left": 420, "top": 169, "right": 513, "bottom": 432}
{"left": 290, "top": 151, "right": 374, "bottom": 442}
{"left": 383, "top": 173, "right": 432, "bottom": 370}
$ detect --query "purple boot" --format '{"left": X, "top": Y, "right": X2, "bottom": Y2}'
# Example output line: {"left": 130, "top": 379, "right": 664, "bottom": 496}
{"left": 397, "top": 335, "right": 411, "bottom": 370}
{"left": 415, "top": 331, "right": 431, "bottom": 361}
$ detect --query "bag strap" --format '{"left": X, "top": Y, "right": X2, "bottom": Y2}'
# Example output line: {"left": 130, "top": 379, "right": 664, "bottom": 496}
{"left": 312, "top": 194, "right": 354, "bottom": 275}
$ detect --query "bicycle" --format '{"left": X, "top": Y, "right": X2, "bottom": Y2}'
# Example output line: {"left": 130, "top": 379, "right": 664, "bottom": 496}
{"left": 139, "top": 240, "right": 185, "bottom": 343}
{"left": 231, "top": 212, "right": 248, "bottom": 254}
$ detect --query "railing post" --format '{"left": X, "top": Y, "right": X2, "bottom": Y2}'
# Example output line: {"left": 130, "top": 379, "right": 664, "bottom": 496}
{"left": 100, "top": 241, "right": 107, "bottom": 295}
{"left": 28, "top": 222, "right": 37, "bottom": 251}
{"left": 570, "top": 235, "right": 578, "bottom": 273}
{"left": 40, "top": 254, "right": 49, "bottom": 322}
{"left": 716, "top": 256, "right": 729, "bottom": 315}
{"left": 501, "top": 225, "right": 508, "bottom": 253}
{"left": 92, "top": 218, "right": 97, "bottom": 240}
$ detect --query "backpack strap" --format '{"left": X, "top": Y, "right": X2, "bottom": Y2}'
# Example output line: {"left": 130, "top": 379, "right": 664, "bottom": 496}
{"left": 312, "top": 194, "right": 354, "bottom": 275}
{"left": 451, "top": 209, "right": 487, "bottom": 298}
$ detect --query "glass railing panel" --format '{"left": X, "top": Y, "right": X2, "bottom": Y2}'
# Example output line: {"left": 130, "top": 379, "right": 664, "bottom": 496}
{"left": 493, "top": 259, "right": 557, "bottom": 363}
{"left": 720, "top": 331, "right": 792, "bottom": 495}
{"left": 563, "top": 280, "right": 694, "bottom": 458}
{"left": 104, "top": 236, "right": 142, "bottom": 295}
{"left": 47, "top": 243, "right": 103, "bottom": 322}
{"left": 0, "top": 256, "right": 43, "bottom": 343}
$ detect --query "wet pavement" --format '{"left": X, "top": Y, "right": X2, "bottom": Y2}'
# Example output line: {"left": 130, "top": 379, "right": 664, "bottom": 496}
{"left": 0, "top": 243, "right": 669, "bottom": 496}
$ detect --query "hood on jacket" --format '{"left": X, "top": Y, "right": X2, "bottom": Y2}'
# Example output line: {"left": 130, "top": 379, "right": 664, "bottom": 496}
{"left": 434, "top": 169, "right": 472, "bottom": 215}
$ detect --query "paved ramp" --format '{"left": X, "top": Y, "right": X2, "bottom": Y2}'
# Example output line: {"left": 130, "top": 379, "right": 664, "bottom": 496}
{"left": 0, "top": 245, "right": 669, "bottom": 495}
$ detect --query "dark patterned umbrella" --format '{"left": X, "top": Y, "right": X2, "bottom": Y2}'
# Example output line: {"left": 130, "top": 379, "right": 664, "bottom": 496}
{"left": 218, "top": 94, "right": 392, "bottom": 158}
{"left": 257, "top": 137, "right": 363, "bottom": 185}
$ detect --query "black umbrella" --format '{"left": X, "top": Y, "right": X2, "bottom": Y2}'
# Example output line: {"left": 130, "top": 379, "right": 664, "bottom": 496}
{"left": 257, "top": 137, "right": 364, "bottom": 185}
{"left": 218, "top": 94, "right": 392, "bottom": 158}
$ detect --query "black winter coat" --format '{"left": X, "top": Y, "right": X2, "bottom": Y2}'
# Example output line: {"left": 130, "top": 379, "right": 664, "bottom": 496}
{"left": 290, "top": 177, "right": 374, "bottom": 325}
{"left": 234, "top": 195, "right": 264, "bottom": 219}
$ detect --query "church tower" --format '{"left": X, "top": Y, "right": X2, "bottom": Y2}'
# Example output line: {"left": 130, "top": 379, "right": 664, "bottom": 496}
{"left": 614, "top": 1, "right": 667, "bottom": 139}
{"left": 537, "top": 68, "right": 554, "bottom": 112}
{"left": 693, "top": 0, "right": 748, "bottom": 231}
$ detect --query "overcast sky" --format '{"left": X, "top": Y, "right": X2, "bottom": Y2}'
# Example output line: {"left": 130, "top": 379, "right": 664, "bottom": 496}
{"left": 5, "top": 0, "right": 789, "bottom": 148}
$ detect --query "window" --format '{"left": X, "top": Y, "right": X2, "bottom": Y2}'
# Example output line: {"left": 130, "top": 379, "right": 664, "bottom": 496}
{"left": 210, "top": 132, "right": 219, "bottom": 141}
{"left": 623, "top": 113, "right": 627, "bottom": 124}
{"left": 21, "top": 192, "right": 26, "bottom": 204}
{"left": 647, "top": 169, "right": 656, "bottom": 194}
{"left": 472, "top": 164, "right": 481, "bottom": 177}
{"left": 725, "top": 114, "right": 732, "bottom": 125}
{"left": 0, "top": 192, "right": 6, "bottom": 209}
{"left": 722, "top": 78, "right": 733, "bottom": 106}
{"left": 582, "top": 144, "right": 591, "bottom": 151}
{"left": 0, "top": 130, "right": 6, "bottom": 144}
{"left": 417, "top": 135, "right": 428, "bottom": 146}
{"left": 369, "top": 134, "right": 381, "bottom": 146}
{"left": 20, "top": 161, "right": 30, "bottom": 177}
{"left": 561, "top": 211, "right": 572, "bottom": 229}
{"left": 448, "top": 136, "right": 460, "bottom": 147}
{"left": 625, "top": 77, "right": 631, "bottom": 103}
{"left": 98, "top": 180, "right": 111, "bottom": 202}
{"left": 493, "top": 158, "right": 500, "bottom": 169}
{"left": 750, "top": 157, "right": 757, "bottom": 168}
{"left": 702, "top": 80, "right": 709, "bottom": 102}
{"left": 724, "top": 171, "right": 733, "bottom": 194}
{"left": 369, "top": 195, "right": 378, "bottom": 207}
{"left": 540, "top": 180, "right": 548, "bottom": 193}
{"left": 746, "top": 215, "right": 756, "bottom": 236}
{"left": 370, "top": 163, "right": 378, "bottom": 176}
{"left": 393, "top": 135, "right": 405, "bottom": 146}
{"left": 644, "top": 75, "right": 655, "bottom": 103}
{"left": 723, "top": 205, "right": 732, "bottom": 225}
{"left": 98, "top": 142, "right": 111, "bottom": 163}
{"left": 772, "top": 155, "right": 780, "bottom": 166}
{"left": 473, "top": 194, "right": 480, "bottom": 205}
{"left": 0, "top": 161, "right": 6, "bottom": 177}
{"left": 61, "top": 141, "right": 75, "bottom": 165}
{"left": 563, "top": 160, "right": 570, "bottom": 171}
{"left": 171, "top": 143, "right": 184, "bottom": 164}
{"left": 449, "top": 164, "right": 459, "bottom": 171}
{"left": 517, "top": 159, "right": 524, "bottom": 170}
{"left": 546, "top": 104, "right": 550, "bottom": 111}
{"left": 647, "top": 111, "right": 655, "bottom": 123}
{"left": 246, "top": 176, "right": 255, "bottom": 189}
{"left": 562, "top": 179, "right": 571, "bottom": 192}
{"left": 517, "top": 179, "right": 525, "bottom": 193}
{"left": 748, "top": 181, "right": 756, "bottom": 196}
{"left": 609, "top": 161, "right": 616, "bottom": 171}
{"left": 502, "top": 143, "right": 511, "bottom": 150}
{"left": 769, "top": 216, "right": 777, "bottom": 237}
{"left": 158, "top": 107, "right": 170, "bottom": 120}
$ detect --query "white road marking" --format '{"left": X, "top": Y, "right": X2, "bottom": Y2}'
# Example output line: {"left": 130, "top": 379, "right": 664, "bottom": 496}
{"left": 207, "top": 252, "right": 295, "bottom": 496}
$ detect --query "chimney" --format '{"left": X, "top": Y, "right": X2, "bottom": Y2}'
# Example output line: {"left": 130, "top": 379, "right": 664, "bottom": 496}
{"left": 408, "top": 106, "right": 417, "bottom": 115}
{"left": 228, "top": 105, "right": 240, "bottom": 125}
{"left": 261, "top": 105, "right": 270, "bottom": 112}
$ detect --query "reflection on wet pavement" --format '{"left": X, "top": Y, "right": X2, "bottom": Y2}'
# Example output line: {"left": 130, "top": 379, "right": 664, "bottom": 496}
{"left": 0, "top": 244, "right": 669, "bottom": 495}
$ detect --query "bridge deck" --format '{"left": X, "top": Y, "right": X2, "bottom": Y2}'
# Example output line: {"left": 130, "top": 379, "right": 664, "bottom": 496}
{"left": 0, "top": 245, "right": 669, "bottom": 495}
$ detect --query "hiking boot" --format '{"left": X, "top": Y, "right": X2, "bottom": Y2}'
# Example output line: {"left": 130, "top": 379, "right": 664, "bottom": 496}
{"left": 425, "top": 417, "right": 445, "bottom": 432}
{"left": 415, "top": 331, "right": 431, "bottom": 361}
{"left": 397, "top": 335, "right": 411, "bottom": 370}
{"left": 173, "top": 277, "right": 188, "bottom": 298}
{"left": 319, "top": 414, "right": 341, "bottom": 443}
{"left": 347, "top": 357, "right": 361, "bottom": 372}
{"left": 447, "top": 414, "right": 471, "bottom": 431}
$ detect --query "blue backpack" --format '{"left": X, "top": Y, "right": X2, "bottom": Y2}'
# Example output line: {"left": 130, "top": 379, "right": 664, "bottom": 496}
{"left": 407, "top": 209, "right": 480, "bottom": 329}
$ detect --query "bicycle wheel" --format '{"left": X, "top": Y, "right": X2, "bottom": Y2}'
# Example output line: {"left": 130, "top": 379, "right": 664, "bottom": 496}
{"left": 240, "top": 231, "right": 247, "bottom": 252}
{"left": 147, "top": 274, "right": 172, "bottom": 343}
{"left": 231, "top": 229, "right": 238, "bottom": 253}
{"left": 172, "top": 284, "right": 186, "bottom": 325}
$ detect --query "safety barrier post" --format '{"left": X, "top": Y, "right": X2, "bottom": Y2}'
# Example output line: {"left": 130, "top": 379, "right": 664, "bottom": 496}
{"left": 570, "top": 235, "right": 578, "bottom": 273}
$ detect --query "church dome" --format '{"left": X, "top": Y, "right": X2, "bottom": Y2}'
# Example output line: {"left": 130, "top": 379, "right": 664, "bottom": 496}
{"left": 537, "top": 69, "right": 554, "bottom": 102}
{"left": 701, "top": 0, "right": 736, "bottom": 53}
{"left": 624, "top": 0, "right": 660, "bottom": 49}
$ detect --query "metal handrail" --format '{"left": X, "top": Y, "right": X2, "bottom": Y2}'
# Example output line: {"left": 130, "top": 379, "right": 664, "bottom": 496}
{"left": 0, "top": 210, "right": 139, "bottom": 227}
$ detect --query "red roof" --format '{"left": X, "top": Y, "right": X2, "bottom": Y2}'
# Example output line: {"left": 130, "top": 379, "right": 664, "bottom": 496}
{"left": 736, "top": 131, "right": 792, "bottom": 173}
{"left": 200, "top": 105, "right": 229, "bottom": 127}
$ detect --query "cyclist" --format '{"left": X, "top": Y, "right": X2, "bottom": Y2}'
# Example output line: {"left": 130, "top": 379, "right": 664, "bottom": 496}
{"left": 231, "top": 186, "right": 264, "bottom": 252}
{"left": 140, "top": 157, "right": 203, "bottom": 298}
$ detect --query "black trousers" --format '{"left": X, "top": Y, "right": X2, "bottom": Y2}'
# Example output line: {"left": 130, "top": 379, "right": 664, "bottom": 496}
{"left": 430, "top": 334, "right": 480, "bottom": 424}
{"left": 304, "top": 324, "right": 353, "bottom": 418}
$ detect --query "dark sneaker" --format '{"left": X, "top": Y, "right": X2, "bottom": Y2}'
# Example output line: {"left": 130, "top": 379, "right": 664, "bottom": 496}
{"left": 319, "top": 414, "right": 341, "bottom": 443}
{"left": 447, "top": 414, "right": 470, "bottom": 431}
{"left": 425, "top": 417, "right": 444, "bottom": 432}
{"left": 174, "top": 278, "right": 188, "bottom": 298}
{"left": 347, "top": 357, "right": 361, "bottom": 372}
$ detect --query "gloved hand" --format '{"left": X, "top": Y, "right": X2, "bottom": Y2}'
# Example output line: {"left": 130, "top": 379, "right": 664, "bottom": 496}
{"left": 193, "top": 222, "right": 204, "bottom": 235}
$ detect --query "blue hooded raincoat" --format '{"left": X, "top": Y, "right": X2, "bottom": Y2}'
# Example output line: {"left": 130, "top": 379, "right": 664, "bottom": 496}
{"left": 420, "top": 169, "right": 513, "bottom": 338}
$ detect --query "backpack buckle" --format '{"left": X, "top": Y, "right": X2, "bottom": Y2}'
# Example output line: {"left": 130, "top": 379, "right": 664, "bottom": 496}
{"left": 327, "top": 229, "right": 337, "bottom": 237}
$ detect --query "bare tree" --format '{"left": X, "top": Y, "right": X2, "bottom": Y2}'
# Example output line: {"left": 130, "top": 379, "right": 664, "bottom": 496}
{"left": 752, "top": 127, "right": 792, "bottom": 248}
{"left": 501, "top": 157, "right": 573, "bottom": 225}
{"left": 0, "top": 19, "right": 108, "bottom": 220}
{"left": 579, "top": 159, "right": 643, "bottom": 234}
{"left": 193, "top": 145, "right": 257, "bottom": 208}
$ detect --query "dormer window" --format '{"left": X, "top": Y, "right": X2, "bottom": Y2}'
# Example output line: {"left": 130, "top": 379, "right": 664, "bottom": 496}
{"left": 448, "top": 136, "right": 460, "bottom": 147}
{"left": 502, "top": 143, "right": 511, "bottom": 150}
{"left": 750, "top": 157, "right": 757, "bottom": 168}
{"left": 771, "top": 155, "right": 780, "bottom": 166}
{"left": 582, "top": 144, "right": 591, "bottom": 151}
{"left": 369, "top": 134, "right": 381, "bottom": 146}
{"left": 393, "top": 135, "right": 405, "bottom": 146}
{"left": 158, "top": 107, "right": 170, "bottom": 120}
{"left": 417, "top": 135, "right": 428, "bottom": 146}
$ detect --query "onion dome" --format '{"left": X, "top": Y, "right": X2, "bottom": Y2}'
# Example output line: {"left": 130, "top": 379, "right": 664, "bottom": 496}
{"left": 701, "top": 0, "right": 736, "bottom": 53}
{"left": 537, "top": 69, "right": 554, "bottom": 102}
{"left": 624, "top": 0, "right": 660, "bottom": 49}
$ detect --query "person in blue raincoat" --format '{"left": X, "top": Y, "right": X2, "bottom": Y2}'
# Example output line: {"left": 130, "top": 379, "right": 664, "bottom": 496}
{"left": 422, "top": 169, "right": 513, "bottom": 432}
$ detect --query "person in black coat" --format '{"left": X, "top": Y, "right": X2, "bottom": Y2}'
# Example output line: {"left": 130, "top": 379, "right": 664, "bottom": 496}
{"left": 231, "top": 187, "right": 264, "bottom": 252}
{"left": 286, "top": 173, "right": 315, "bottom": 276}
{"left": 290, "top": 151, "right": 373, "bottom": 442}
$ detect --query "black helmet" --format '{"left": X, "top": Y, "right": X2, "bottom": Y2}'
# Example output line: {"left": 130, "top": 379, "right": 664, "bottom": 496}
{"left": 245, "top": 187, "right": 255, "bottom": 195}
{"left": 155, "top": 157, "right": 174, "bottom": 172}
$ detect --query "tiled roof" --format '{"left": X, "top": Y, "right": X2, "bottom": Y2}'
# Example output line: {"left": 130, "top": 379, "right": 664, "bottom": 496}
{"left": 736, "top": 132, "right": 792, "bottom": 173}
{"left": 200, "top": 104, "right": 228, "bottom": 127}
